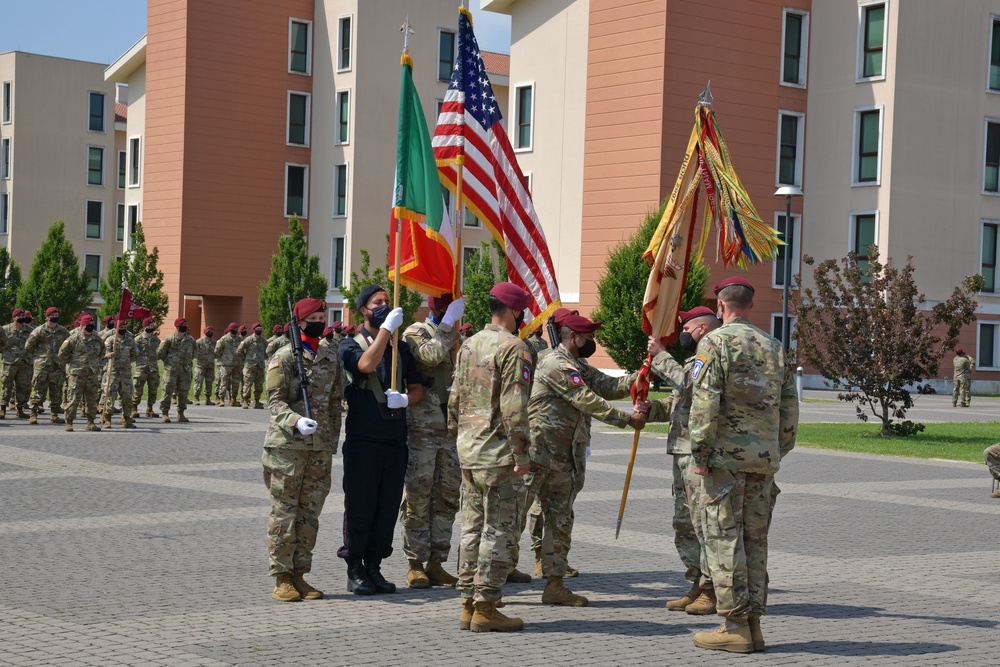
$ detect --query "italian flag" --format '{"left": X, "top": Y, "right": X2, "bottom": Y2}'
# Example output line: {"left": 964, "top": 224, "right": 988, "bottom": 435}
{"left": 388, "top": 53, "right": 456, "bottom": 297}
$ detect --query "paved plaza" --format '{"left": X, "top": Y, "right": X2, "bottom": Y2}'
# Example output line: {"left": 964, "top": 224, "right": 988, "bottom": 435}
{"left": 2, "top": 399, "right": 999, "bottom": 666}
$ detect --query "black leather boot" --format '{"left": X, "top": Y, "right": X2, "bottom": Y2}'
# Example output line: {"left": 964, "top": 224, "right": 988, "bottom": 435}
{"left": 364, "top": 558, "right": 397, "bottom": 594}
{"left": 346, "top": 558, "right": 376, "bottom": 596}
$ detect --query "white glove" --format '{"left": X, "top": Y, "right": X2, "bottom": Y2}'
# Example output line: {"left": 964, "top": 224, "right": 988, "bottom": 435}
{"left": 380, "top": 307, "right": 404, "bottom": 333}
{"left": 385, "top": 389, "right": 409, "bottom": 409}
{"left": 586, "top": 446, "right": 592, "bottom": 459}
{"left": 295, "top": 418, "right": 318, "bottom": 435}
{"left": 442, "top": 298, "right": 466, "bottom": 327}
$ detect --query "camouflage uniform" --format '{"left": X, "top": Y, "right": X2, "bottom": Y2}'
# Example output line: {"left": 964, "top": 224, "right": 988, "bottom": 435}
{"left": 238, "top": 333, "right": 268, "bottom": 405}
{"left": 952, "top": 353, "right": 972, "bottom": 407}
{"left": 267, "top": 335, "right": 290, "bottom": 360}
{"left": 448, "top": 323, "right": 532, "bottom": 603}
{"left": 157, "top": 330, "right": 195, "bottom": 416}
{"left": 103, "top": 331, "right": 139, "bottom": 424}
{"left": 400, "top": 318, "right": 461, "bottom": 565}
{"left": 525, "top": 334, "right": 549, "bottom": 357}
{"left": 985, "top": 443, "right": 1000, "bottom": 481}
{"left": 58, "top": 330, "right": 104, "bottom": 424}
{"left": 193, "top": 334, "right": 214, "bottom": 403}
{"left": 0, "top": 323, "right": 32, "bottom": 412}
{"left": 25, "top": 322, "right": 71, "bottom": 417}
{"left": 263, "top": 340, "right": 344, "bottom": 576}
{"left": 214, "top": 331, "right": 241, "bottom": 404}
{"left": 133, "top": 330, "right": 160, "bottom": 413}
{"left": 689, "top": 317, "right": 798, "bottom": 619}
{"left": 524, "top": 344, "right": 633, "bottom": 577}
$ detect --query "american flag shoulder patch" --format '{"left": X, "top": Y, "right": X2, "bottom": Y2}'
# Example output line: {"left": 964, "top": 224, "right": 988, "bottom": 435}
{"left": 268, "top": 357, "right": 281, "bottom": 371}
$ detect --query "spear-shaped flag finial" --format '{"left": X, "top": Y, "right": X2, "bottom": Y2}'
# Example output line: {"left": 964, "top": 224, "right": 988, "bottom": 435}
{"left": 698, "top": 81, "right": 713, "bottom": 108}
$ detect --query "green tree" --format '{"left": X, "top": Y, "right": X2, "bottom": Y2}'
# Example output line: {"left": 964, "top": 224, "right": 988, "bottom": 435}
{"left": 16, "top": 221, "right": 92, "bottom": 325}
{"left": 97, "top": 222, "right": 169, "bottom": 332}
{"left": 461, "top": 238, "right": 507, "bottom": 331}
{"left": 794, "top": 246, "right": 983, "bottom": 436}
{"left": 592, "top": 201, "right": 710, "bottom": 372}
{"left": 258, "top": 216, "right": 329, "bottom": 330}
{"left": 0, "top": 247, "right": 23, "bottom": 324}
{"left": 340, "top": 245, "right": 423, "bottom": 329}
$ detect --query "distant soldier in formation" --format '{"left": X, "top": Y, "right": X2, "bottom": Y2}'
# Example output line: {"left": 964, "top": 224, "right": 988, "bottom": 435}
{"left": 984, "top": 444, "right": 1000, "bottom": 498}
{"left": 459, "top": 322, "right": 473, "bottom": 341}
{"left": 214, "top": 322, "right": 241, "bottom": 406}
{"left": 102, "top": 320, "right": 139, "bottom": 429}
{"left": 524, "top": 328, "right": 548, "bottom": 357}
{"left": 319, "top": 326, "right": 337, "bottom": 353}
{"left": 158, "top": 317, "right": 195, "bottom": 423}
{"left": 266, "top": 324, "right": 283, "bottom": 352}
{"left": 952, "top": 347, "right": 972, "bottom": 408}
{"left": 0, "top": 309, "right": 33, "bottom": 418}
{"left": 267, "top": 324, "right": 290, "bottom": 360}
{"left": 58, "top": 313, "right": 104, "bottom": 432}
{"left": 238, "top": 322, "right": 268, "bottom": 409}
{"left": 400, "top": 294, "right": 465, "bottom": 589}
{"left": 133, "top": 317, "right": 160, "bottom": 418}
{"left": 193, "top": 326, "right": 215, "bottom": 406}
{"left": 25, "top": 307, "right": 70, "bottom": 424}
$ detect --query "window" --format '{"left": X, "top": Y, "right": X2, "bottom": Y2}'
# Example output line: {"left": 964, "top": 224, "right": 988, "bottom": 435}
{"left": 84, "top": 255, "right": 101, "bottom": 292}
{"left": 859, "top": 3, "right": 886, "bottom": 79}
{"left": 980, "top": 322, "right": 999, "bottom": 368}
{"left": 0, "top": 193, "right": 7, "bottom": 234}
{"left": 461, "top": 246, "right": 478, "bottom": 289}
{"left": 770, "top": 314, "right": 797, "bottom": 349}
{"left": 338, "top": 16, "right": 352, "bottom": 71}
{"left": 991, "top": 19, "right": 1000, "bottom": 91}
{"left": 2, "top": 81, "right": 10, "bottom": 123}
{"left": 332, "top": 236, "right": 345, "bottom": 289}
{"left": 986, "top": 121, "right": 1000, "bottom": 193}
{"left": 983, "top": 222, "right": 998, "bottom": 292}
{"left": 128, "top": 137, "right": 140, "bottom": 186}
{"left": 336, "top": 90, "right": 350, "bottom": 144}
{"left": 88, "top": 92, "right": 105, "bottom": 132}
{"left": 1, "top": 138, "right": 9, "bottom": 179}
{"left": 329, "top": 309, "right": 343, "bottom": 326}
{"left": 777, "top": 112, "right": 803, "bottom": 186}
{"left": 855, "top": 108, "right": 881, "bottom": 184}
{"left": 514, "top": 84, "right": 534, "bottom": 150}
{"left": 334, "top": 164, "right": 348, "bottom": 217}
{"left": 87, "top": 146, "right": 104, "bottom": 186}
{"left": 852, "top": 212, "right": 877, "bottom": 276}
{"left": 126, "top": 204, "right": 139, "bottom": 249}
{"left": 285, "top": 164, "right": 308, "bottom": 217}
{"left": 86, "top": 201, "right": 103, "bottom": 239}
{"left": 116, "top": 204, "right": 126, "bottom": 243}
{"left": 438, "top": 30, "right": 456, "bottom": 81}
{"left": 463, "top": 207, "right": 480, "bottom": 228}
{"left": 772, "top": 213, "right": 800, "bottom": 288}
{"left": 288, "top": 92, "right": 310, "bottom": 146}
{"left": 118, "top": 150, "right": 126, "bottom": 189}
{"left": 781, "top": 10, "right": 808, "bottom": 86}
{"left": 289, "top": 19, "right": 311, "bottom": 74}
{"left": 524, "top": 172, "right": 533, "bottom": 194}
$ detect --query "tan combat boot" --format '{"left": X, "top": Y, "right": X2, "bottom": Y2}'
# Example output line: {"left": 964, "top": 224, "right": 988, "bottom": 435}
{"left": 470, "top": 600, "right": 523, "bottom": 632}
{"left": 425, "top": 560, "right": 458, "bottom": 587}
{"left": 459, "top": 597, "right": 475, "bottom": 630}
{"left": 0, "top": 405, "right": 6, "bottom": 419}
{"left": 666, "top": 581, "right": 701, "bottom": 611}
{"left": 103, "top": 418, "right": 112, "bottom": 429}
{"left": 748, "top": 615, "right": 765, "bottom": 652}
{"left": 123, "top": 418, "right": 137, "bottom": 429}
{"left": 16, "top": 406, "right": 26, "bottom": 419}
{"left": 65, "top": 419, "right": 73, "bottom": 432}
{"left": 254, "top": 400, "right": 264, "bottom": 409}
{"left": 992, "top": 489, "right": 1000, "bottom": 498}
{"left": 162, "top": 413, "right": 171, "bottom": 423}
{"left": 685, "top": 585, "right": 717, "bottom": 615}
{"left": 406, "top": 560, "right": 430, "bottom": 589}
{"left": 541, "top": 575, "right": 588, "bottom": 607}
{"left": 145, "top": 406, "right": 155, "bottom": 418}
{"left": 506, "top": 568, "right": 532, "bottom": 584}
{"left": 241, "top": 399, "right": 249, "bottom": 409}
{"left": 50, "top": 412, "right": 64, "bottom": 424}
{"left": 86, "top": 417, "right": 101, "bottom": 432}
{"left": 534, "top": 548, "right": 543, "bottom": 577}
{"left": 693, "top": 616, "right": 754, "bottom": 653}
{"left": 291, "top": 573, "right": 324, "bottom": 600}
{"left": 28, "top": 411, "right": 38, "bottom": 425}
{"left": 177, "top": 411, "right": 189, "bottom": 423}
{"left": 271, "top": 573, "right": 302, "bottom": 602}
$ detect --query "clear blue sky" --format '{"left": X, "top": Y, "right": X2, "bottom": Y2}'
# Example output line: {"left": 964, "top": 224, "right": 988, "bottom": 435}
{"left": 0, "top": 0, "right": 510, "bottom": 64}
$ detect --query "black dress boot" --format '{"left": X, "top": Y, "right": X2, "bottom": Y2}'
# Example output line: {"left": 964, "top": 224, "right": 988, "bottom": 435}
{"left": 364, "top": 558, "right": 397, "bottom": 594}
{"left": 346, "top": 558, "right": 376, "bottom": 596}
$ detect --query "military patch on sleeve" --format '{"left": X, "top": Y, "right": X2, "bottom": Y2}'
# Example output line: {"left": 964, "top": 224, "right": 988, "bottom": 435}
{"left": 569, "top": 371, "right": 583, "bottom": 386}
{"left": 523, "top": 350, "right": 533, "bottom": 363}
{"left": 691, "top": 355, "right": 707, "bottom": 380}
{"left": 520, "top": 364, "right": 532, "bottom": 384}
{"left": 267, "top": 357, "right": 281, "bottom": 371}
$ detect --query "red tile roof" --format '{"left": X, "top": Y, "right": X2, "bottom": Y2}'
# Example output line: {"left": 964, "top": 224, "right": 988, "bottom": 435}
{"left": 115, "top": 102, "right": 127, "bottom": 123}
{"left": 481, "top": 50, "right": 509, "bottom": 77}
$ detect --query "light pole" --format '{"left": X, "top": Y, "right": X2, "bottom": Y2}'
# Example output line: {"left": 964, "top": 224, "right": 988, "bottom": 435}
{"left": 774, "top": 185, "right": 803, "bottom": 352}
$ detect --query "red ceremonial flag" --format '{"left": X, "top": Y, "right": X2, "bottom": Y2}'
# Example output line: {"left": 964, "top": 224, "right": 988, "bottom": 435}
{"left": 432, "top": 6, "right": 560, "bottom": 336}
{"left": 116, "top": 288, "right": 152, "bottom": 323}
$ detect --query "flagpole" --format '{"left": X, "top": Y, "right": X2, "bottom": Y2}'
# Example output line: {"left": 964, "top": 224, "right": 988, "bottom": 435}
{"left": 453, "top": 156, "right": 465, "bottom": 296}
{"left": 391, "top": 17, "right": 414, "bottom": 393}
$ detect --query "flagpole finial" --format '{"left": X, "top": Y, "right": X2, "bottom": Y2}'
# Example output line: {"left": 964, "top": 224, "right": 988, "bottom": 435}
{"left": 400, "top": 16, "right": 414, "bottom": 52}
{"left": 698, "top": 81, "right": 713, "bottom": 108}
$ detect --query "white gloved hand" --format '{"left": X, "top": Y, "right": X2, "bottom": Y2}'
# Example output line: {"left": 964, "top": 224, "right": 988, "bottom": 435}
{"left": 385, "top": 389, "right": 409, "bottom": 409}
{"left": 295, "top": 417, "right": 318, "bottom": 435}
{"left": 442, "top": 298, "right": 466, "bottom": 327}
{"left": 380, "top": 307, "right": 404, "bottom": 333}
{"left": 586, "top": 446, "right": 592, "bottom": 459}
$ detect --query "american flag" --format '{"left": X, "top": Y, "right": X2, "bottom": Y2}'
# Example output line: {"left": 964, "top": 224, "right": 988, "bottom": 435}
{"left": 432, "top": 7, "right": 560, "bottom": 335}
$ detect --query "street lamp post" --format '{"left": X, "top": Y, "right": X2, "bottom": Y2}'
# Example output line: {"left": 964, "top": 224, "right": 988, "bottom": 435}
{"left": 774, "top": 185, "right": 803, "bottom": 352}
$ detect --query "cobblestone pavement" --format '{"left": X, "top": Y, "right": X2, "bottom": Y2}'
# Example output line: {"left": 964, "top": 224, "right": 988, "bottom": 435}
{"left": 2, "top": 405, "right": 998, "bottom": 666}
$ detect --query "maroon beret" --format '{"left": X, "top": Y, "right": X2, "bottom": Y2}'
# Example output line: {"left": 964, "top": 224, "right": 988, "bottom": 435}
{"left": 712, "top": 276, "right": 755, "bottom": 295}
{"left": 562, "top": 314, "right": 602, "bottom": 334}
{"left": 45, "top": 307, "right": 59, "bottom": 317}
{"left": 428, "top": 293, "right": 454, "bottom": 312}
{"left": 282, "top": 323, "right": 290, "bottom": 333}
{"left": 79, "top": 313, "right": 94, "bottom": 325}
{"left": 490, "top": 282, "right": 531, "bottom": 311}
{"left": 251, "top": 322, "right": 261, "bottom": 331}
{"left": 332, "top": 321, "right": 343, "bottom": 329}
{"left": 239, "top": 325, "right": 247, "bottom": 333}
{"left": 174, "top": 317, "right": 187, "bottom": 328}
{"left": 955, "top": 347, "right": 964, "bottom": 355}
{"left": 204, "top": 326, "right": 213, "bottom": 334}
{"left": 679, "top": 306, "right": 717, "bottom": 325}
{"left": 322, "top": 326, "right": 334, "bottom": 338}
{"left": 11, "top": 308, "right": 22, "bottom": 318}
{"left": 552, "top": 307, "right": 580, "bottom": 327}
{"left": 24, "top": 310, "right": 32, "bottom": 318}
{"left": 227, "top": 322, "right": 238, "bottom": 333}
{"left": 460, "top": 323, "right": 473, "bottom": 334}
{"left": 103, "top": 315, "right": 114, "bottom": 326}
{"left": 142, "top": 317, "right": 153, "bottom": 327}
{"left": 272, "top": 324, "right": 282, "bottom": 335}
{"left": 293, "top": 297, "right": 326, "bottom": 321}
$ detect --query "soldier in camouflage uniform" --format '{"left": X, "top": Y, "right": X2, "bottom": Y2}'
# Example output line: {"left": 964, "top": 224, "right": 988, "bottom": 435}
{"left": 157, "top": 317, "right": 196, "bottom": 423}
{"left": 57, "top": 314, "right": 105, "bottom": 432}
{"left": 448, "top": 282, "right": 533, "bottom": 633}
{"left": 238, "top": 322, "right": 268, "bottom": 409}
{"left": 193, "top": 326, "right": 215, "bottom": 406}
{"left": 400, "top": 294, "right": 465, "bottom": 589}
{"left": 133, "top": 318, "right": 160, "bottom": 417}
{"left": 952, "top": 347, "right": 973, "bottom": 407}
{"left": 0, "top": 309, "right": 33, "bottom": 418}
{"left": 266, "top": 324, "right": 283, "bottom": 352}
{"left": 524, "top": 329, "right": 548, "bottom": 357}
{"left": 984, "top": 443, "right": 1000, "bottom": 498}
{"left": 102, "top": 321, "right": 139, "bottom": 429}
{"left": 688, "top": 277, "right": 798, "bottom": 654}
{"left": 25, "top": 307, "right": 71, "bottom": 424}
{"left": 524, "top": 314, "right": 646, "bottom": 608}
{"left": 214, "top": 322, "right": 241, "bottom": 406}
{"left": 263, "top": 297, "right": 345, "bottom": 602}
{"left": 267, "top": 324, "right": 291, "bottom": 360}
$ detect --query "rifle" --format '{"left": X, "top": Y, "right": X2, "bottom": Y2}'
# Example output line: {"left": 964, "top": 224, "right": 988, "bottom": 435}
{"left": 286, "top": 294, "right": 312, "bottom": 420}
{"left": 546, "top": 316, "right": 558, "bottom": 349}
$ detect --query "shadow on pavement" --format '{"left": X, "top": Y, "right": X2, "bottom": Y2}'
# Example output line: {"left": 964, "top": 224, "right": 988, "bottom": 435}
{"left": 771, "top": 602, "right": 998, "bottom": 629}
{"left": 767, "top": 640, "right": 960, "bottom": 656}
{"left": 525, "top": 619, "right": 700, "bottom": 636}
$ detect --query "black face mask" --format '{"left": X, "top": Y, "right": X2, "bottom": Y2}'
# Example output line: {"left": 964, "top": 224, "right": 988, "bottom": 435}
{"left": 302, "top": 321, "right": 325, "bottom": 338}
{"left": 254, "top": 328, "right": 262, "bottom": 336}
{"left": 576, "top": 337, "right": 597, "bottom": 359}
{"left": 48, "top": 317, "right": 59, "bottom": 323}
{"left": 84, "top": 324, "right": 95, "bottom": 332}
{"left": 206, "top": 332, "right": 214, "bottom": 338}
{"left": 678, "top": 331, "right": 698, "bottom": 354}
{"left": 24, "top": 318, "right": 32, "bottom": 324}
{"left": 512, "top": 310, "right": 525, "bottom": 333}
{"left": 368, "top": 304, "right": 390, "bottom": 329}
{"left": 325, "top": 334, "right": 334, "bottom": 342}
{"left": 178, "top": 326, "right": 188, "bottom": 333}
{"left": 117, "top": 328, "right": 127, "bottom": 335}
{"left": 15, "top": 317, "right": 25, "bottom": 324}
{"left": 145, "top": 328, "right": 154, "bottom": 333}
